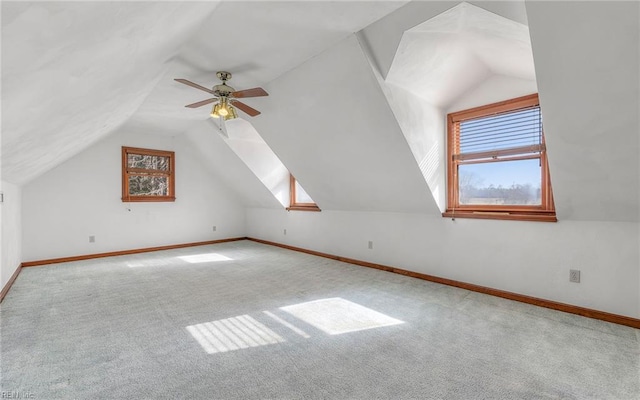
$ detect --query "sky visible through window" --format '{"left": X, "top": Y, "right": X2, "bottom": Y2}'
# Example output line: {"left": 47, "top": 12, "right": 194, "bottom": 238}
{"left": 461, "top": 159, "right": 541, "bottom": 188}
{"left": 459, "top": 107, "right": 542, "bottom": 188}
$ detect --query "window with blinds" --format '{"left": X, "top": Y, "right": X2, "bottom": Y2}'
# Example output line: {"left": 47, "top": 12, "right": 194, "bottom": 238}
{"left": 445, "top": 94, "right": 556, "bottom": 222}
{"left": 456, "top": 106, "right": 543, "bottom": 161}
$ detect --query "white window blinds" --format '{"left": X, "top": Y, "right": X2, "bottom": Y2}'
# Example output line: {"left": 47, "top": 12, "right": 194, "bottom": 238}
{"left": 454, "top": 106, "right": 543, "bottom": 161}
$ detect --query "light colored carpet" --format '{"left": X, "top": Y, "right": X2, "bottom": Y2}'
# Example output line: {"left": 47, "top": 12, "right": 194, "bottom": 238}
{"left": 1, "top": 240, "right": 638, "bottom": 399}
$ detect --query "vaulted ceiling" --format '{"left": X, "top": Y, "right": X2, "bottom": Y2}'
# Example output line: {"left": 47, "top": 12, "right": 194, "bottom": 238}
{"left": 1, "top": 1, "right": 408, "bottom": 185}
{"left": 2, "top": 1, "right": 638, "bottom": 222}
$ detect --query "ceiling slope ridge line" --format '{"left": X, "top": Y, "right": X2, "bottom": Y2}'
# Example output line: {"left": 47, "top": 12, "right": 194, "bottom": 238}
{"left": 120, "top": 4, "right": 225, "bottom": 131}
{"left": 355, "top": 31, "right": 386, "bottom": 83}
{"left": 110, "top": 72, "right": 169, "bottom": 141}
{"left": 159, "top": 2, "right": 225, "bottom": 75}
{"left": 385, "top": 81, "right": 442, "bottom": 109}
{"left": 262, "top": 32, "right": 365, "bottom": 88}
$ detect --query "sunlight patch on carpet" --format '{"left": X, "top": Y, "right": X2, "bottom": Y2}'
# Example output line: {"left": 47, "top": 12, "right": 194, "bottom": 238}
{"left": 178, "top": 253, "right": 232, "bottom": 263}
{"left": 263, "top": 311, "right": 310, "bottom": 338}
{"left": 187, "top": 315, "right": 284, "bottom": 354}
{"left": 280, "top": 298, "right": 404, "bottom": 335}
{"left": 125, "top": 258, "right": 175, "bottom": 268}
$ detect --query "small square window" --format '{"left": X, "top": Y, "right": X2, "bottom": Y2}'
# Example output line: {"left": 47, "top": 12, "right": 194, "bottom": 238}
{"left": 122, "top": 147, "right": 175, "bottom": 202}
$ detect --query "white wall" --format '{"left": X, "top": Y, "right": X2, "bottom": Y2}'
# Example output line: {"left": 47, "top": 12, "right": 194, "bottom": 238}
{"left": 22, "top": 130, "right": 246, "bottom": 261}
{"left": 247, "top": 208, "right": 639, "bottom": 318}
{"left": 1, "top": 181, "right": 22, "bottom": 289}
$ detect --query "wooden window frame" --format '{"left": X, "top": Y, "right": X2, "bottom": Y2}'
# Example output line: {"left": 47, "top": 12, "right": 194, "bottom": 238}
{"left": 286, "top": 175, "right": 321, "bottom": 212}
{"left": 122, "top": 146, "right": 176, "bottom": 202}
{"left": 443, "top": 94, "right": 556, "bottom": 222}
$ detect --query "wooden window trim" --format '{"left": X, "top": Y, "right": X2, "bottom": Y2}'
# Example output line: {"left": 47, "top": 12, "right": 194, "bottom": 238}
{"left": 444, "top": 94, "right": 556, "bottom": 222}
{"left": 122, "top": 146, "right": 176, "bottom": 202}
{"left": 286, "top": 175, "right": 321, "bottom": 212}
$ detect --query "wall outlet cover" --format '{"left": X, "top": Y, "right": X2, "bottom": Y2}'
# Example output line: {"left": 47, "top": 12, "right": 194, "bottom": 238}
{"left": 570, "top": 269, "right": 581, "bottom": 283}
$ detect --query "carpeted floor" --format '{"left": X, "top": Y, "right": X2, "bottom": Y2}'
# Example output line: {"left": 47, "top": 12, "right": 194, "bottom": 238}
{"left": 1, "top": 240, "right": 639, "bottom": 399}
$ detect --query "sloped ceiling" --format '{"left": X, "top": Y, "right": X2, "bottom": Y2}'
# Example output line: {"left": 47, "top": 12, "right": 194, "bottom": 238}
{"left": 1, "top": 1, "right": 408, "bottom": 185}
{"left": 526, "top": 1, "right": 639, "bottom": 221}
{"left": 250, "top": 35, "right": 438, "bottom": 214}
{"left": 3, "top": 1, "right": 638, "bottom": 222}
{"left": 1, "top": 1, "right": 221, "bottom": 185}
{"left": 182, "top": 120, "right": 284, "bottom": 209}
{"left": 359, "top": 0, "right": 529, "bottom": 80}
{"left": 387, "top": 2, "right": 535, "bottom": 109}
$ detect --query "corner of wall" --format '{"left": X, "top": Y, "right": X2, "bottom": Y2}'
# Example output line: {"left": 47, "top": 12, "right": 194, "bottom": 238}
{"left": 1, "top": 180, "right": 22, "bottom": 290}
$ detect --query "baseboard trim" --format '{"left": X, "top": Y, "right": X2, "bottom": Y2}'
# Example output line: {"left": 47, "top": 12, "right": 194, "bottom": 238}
{"left": 21, "top": 237, "right": 248, "bottom": 267}
{"left": 0, "top": 264, "right": 23, "bottom": 303}
{"left": 247, "top": 237, "right": 640, "bottom": 329}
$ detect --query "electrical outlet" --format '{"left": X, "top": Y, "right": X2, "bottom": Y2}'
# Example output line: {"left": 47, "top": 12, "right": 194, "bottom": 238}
{"left": 284, "top": 229, "right": 287, "bottom": 235}
{"left": 368, "top": 241, "right": 373, "bottom": 250}
{"left": 212, "top": 226, "right": 217, "bottom": 232}
{"left": 89, "top": 235, "right": 95, "bottom": 243}
{"left": 570, "top": 269, "right": 581, "bottom": 283}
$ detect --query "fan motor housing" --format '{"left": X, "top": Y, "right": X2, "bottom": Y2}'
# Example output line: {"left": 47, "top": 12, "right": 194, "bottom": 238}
{"left": 213, "top": 84, "right": 235, "bottom": 96}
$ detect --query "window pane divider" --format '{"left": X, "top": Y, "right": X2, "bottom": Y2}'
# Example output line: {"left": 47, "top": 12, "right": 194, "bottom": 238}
{"left": 457, "top": 154, "right": 540, "bottom": 165}
{"left": 126, "top": 167, "right": 171, "bottom": 174}
{"left": 453, "top": 144, "right": 545, "bottom": 161}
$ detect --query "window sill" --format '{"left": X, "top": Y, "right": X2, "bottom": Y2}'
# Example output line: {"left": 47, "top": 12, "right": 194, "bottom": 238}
{"left": 122, "top": 196, "right": 176, "bottom": 203}
{"left": 287, "top": 205, "right": 321, "bottom": 212}
{"left": 442, "top": 210, "right": 556, "bottom": 222}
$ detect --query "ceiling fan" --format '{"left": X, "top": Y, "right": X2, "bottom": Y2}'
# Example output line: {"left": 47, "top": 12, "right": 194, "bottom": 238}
{"left": 174, "top": 71, "right": 268, "bottom": 120}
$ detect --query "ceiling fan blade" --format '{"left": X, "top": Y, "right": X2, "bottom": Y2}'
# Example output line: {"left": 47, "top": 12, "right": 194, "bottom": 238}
{"left": 174, "top": 78, "right": 216, "bottom": 95}
{"left": 232, "top": 100, "right": 261, "bottom": 117}
{"left": 185, "top": 98, "right": 217, "bottom": 108}
{"left": 231, "top": 87, "right": 269, "bottom": 98}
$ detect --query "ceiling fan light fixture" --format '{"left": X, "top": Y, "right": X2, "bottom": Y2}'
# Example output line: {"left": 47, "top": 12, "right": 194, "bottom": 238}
{"left": 210, "top": 104, "right": 219, "bottom": 118}
{"left": 218, "top": 100, "right": 229, "bottom": 117}
{"left": 228, "top": 105, "right": 238, "bottom": 120}
{"left": 210, "top": 100, "right": 237, "bottom": 121}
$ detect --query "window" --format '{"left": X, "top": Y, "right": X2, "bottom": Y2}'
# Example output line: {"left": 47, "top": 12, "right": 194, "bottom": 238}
{"left": 444, "top": 94, "right": 556, "bottom": 222}
{"left": 287, "top": 175, "right": 320, "bottom": 212}
{"left": 122, "top": 146, "right": 175, "bottom": 202}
